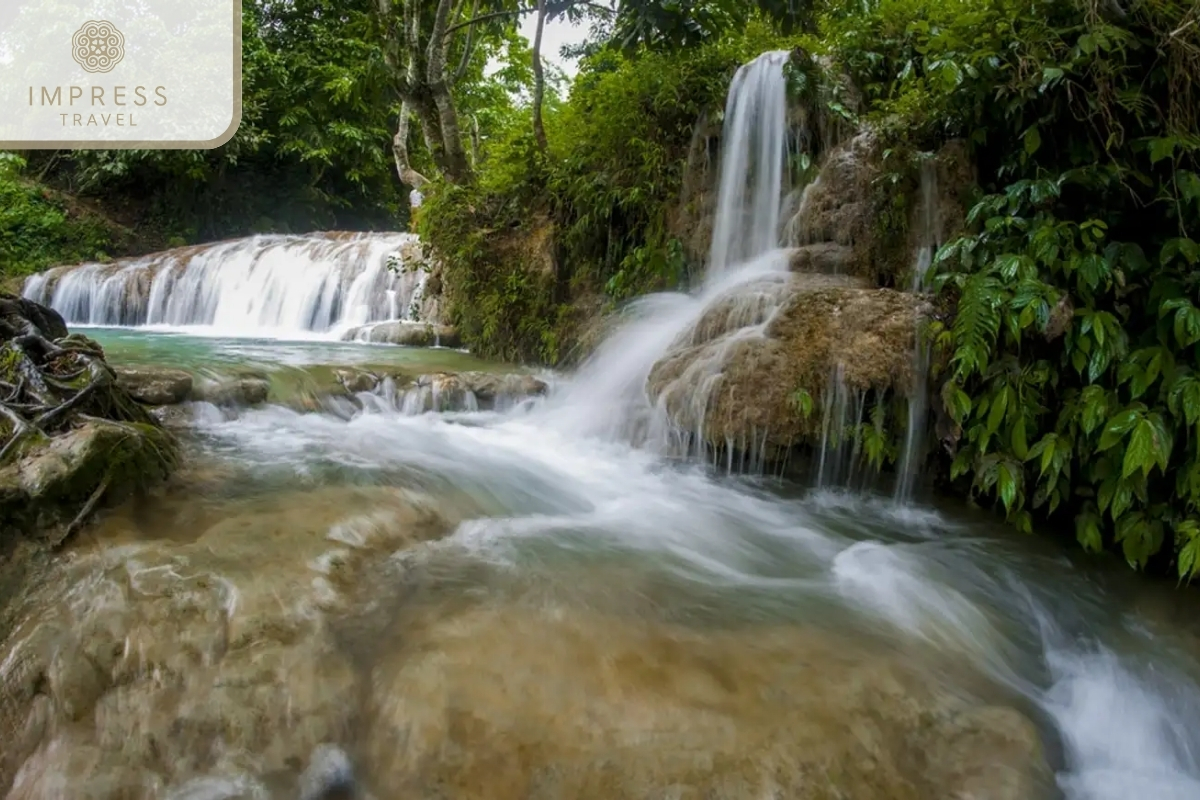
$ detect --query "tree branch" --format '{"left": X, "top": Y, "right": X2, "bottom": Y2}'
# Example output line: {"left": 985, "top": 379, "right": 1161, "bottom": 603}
{"left": 444, "top": 8, "right": 534, "bottom": 37}
{"left": 452, "top": 0, "right": 482, "bottom": 85}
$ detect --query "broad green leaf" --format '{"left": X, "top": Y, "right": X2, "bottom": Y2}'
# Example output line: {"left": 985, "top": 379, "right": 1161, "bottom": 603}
{"left": 1011, "top": 417, "right": 1029, "bottom": 459}
{"left": 1076, "top": 512, "right": 1103, "bottom": 553}
{"left": 1180, "top": 171, "right": 1200, "bottom": 204}
{"left": 997, "top": 461, "right": 1018, "bottom": 510}
{"left": 1148, "top": 137, "right": 1177, "bottom": 165}
{"left": 1122, "top": 418, "right": 1159, "bottom": 478}
{"left": 1024, "top": 126, "right": 1041, "bottom": 156}
{"left": 986, "top": 386, "right": 1009, "bottom": 435}
{"left": 1097, "top": 409, "right": 1140, "bottom": 451}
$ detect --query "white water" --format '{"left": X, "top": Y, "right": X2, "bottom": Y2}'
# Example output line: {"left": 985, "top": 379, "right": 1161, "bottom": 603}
{"left": 894, "top": 158, "right": 939, "bottom": 501}
{"left": 707, "top": 50, "right": 791, "bottom": 277}
{"left": 179, "top": 391, "right": 1200, "bottom": 800}
{"left": 21, "top": 232, "right": 427, "bottom": 338}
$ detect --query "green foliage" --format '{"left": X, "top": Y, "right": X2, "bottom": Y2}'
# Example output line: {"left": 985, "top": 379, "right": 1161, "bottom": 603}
{"left": 841, "top": 0, "right": 1200, "bottom": 578}
{"left": 420, "top": 21, "right": 799, "bottom": 363}
{"left": 30, "top": 0, "right": 404, "bottom": 245}
{"left": 0, "top": 155, "right": 120, "bottom": 280}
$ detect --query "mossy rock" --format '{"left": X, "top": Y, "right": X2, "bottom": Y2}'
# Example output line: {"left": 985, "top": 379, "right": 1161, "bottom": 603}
{"left": 0, "top": 419, "right": 176, "bottom": 546}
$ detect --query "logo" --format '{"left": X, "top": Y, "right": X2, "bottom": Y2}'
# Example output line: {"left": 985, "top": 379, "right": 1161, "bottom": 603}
{"left": 72, "top": 21, "right": 125, "bottom": 74}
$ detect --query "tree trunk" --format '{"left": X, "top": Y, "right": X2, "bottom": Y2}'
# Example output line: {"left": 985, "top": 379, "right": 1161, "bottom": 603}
{"left": 391, "top": 101, "right": 429, "bottom": 190}
{"left": 532, "top": 0, "right": 549, "bottom": 151}
{"left": 427, "top": 0, "right": 473, "bottom": 183}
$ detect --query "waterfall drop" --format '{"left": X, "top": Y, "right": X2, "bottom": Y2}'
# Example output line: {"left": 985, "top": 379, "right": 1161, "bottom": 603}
{"left": 706, "top": 50, "right": 792, "bottom": 279}
{"left": 894, "top": 158, "right": 940, "bottom": 502}
{"left": 549, "top": 51, "right": 795, "bottom": 451}
{"left": 22, "top": 232, "right": 427, "bottom": 338}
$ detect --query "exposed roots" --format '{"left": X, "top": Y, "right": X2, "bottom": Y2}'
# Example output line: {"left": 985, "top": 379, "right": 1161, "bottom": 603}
{"left": 1, "top": 293, "right": 177, "bottom": 544}
{"left": 1, "top": 296, "right": 155, "bottom": 468}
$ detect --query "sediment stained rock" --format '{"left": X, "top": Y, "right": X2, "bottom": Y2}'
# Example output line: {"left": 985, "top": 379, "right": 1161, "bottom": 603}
{"left": 647, "top": 277, "right": 925, "bottom": 453}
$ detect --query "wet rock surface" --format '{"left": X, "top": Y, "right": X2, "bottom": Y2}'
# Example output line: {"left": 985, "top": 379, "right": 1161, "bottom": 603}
{"left": 341, "top": 321, "right": 461, "bottom": 348}
{"left": 0, "top": 294, "right": 177, "bottom": 546}
{"left": 0, "top": 482, "right": 1052, "bottom": 799}
{"left": 191, "top": 376, "right": 271, "bottom": 407}
{"left": 648, "top": 276, "right": 925, "bottom": 452}
{"left": 115, "top": 366, "right": 194, "bottom": 406}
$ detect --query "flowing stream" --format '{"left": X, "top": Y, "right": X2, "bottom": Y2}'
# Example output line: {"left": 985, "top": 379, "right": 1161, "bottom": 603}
{"left": 3, "top": 52, "right": 1200, "bottom": 800}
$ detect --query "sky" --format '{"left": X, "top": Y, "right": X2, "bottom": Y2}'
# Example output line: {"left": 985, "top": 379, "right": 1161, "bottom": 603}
{"left": 518, "top": 11, "right": 589, "bottom": 79}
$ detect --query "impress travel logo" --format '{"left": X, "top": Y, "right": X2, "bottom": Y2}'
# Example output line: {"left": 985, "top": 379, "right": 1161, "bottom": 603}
{"left": 0, "top": 1, "right": 241, "bottom": 149}
{"left": 72, "top": 20, "right": 125, "bottom": 74}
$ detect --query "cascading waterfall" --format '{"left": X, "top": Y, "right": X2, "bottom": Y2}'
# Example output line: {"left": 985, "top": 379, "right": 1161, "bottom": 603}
{"left": 21, "top": 232, "right": 427, "bottom": 337}
{"left": 706, "top": 50, "right": 792, "bottom": 278}
{"left": 3, "top": 52, "right": 1200, "bottom": 800}
{"left": 894, "top": 159, "right": 940, "bottom": 501}
{"left": 549, "top": 51, "right": 794, "bottom": 453}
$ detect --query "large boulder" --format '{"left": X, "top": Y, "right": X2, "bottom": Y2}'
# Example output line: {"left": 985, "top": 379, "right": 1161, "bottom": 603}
{"left": 648, "top": 275, "right": 925, "bottom": 452}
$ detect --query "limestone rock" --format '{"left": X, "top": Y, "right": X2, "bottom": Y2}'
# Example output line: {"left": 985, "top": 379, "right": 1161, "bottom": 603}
{"left": 114, "top": 366, "right": 194, "bottom": 406}
{"left": 390, "top": 371, "right": 549, "bottom": 413}
{"left": 191, "top": 377, "right": 270, "bottom": 407}
{"left": 788, "top": 242, "right": 856, "bottom": 275}
{"left": 648, "top": 277, "right": 925, "bottom": 453}
{"left": 333, "top": 368, "right": 379, "bottom": 395}
{"left": 342, "top": 321, "right": 461, "bottom": 348}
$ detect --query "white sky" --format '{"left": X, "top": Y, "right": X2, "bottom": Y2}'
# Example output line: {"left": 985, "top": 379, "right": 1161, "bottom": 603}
{"left": 518, "top": 12, "right": 588, "bottom": 79}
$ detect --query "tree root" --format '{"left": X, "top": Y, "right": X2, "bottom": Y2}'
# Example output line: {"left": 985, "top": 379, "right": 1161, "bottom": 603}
{"left": 60, "top": 472, "right": 111, "bottom": 545}
{"left": 2, "top": 292, "right": 178, "bottom": 543}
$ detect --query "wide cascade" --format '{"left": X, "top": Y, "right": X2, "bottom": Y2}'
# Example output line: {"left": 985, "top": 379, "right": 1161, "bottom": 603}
{"left": 21, "top": 231, "right": 427, "bottom": 336}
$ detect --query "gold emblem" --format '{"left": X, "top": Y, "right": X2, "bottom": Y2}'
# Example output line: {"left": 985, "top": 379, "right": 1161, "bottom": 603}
{"left": 72, "top": 21, "right": 125, "bottom": 74}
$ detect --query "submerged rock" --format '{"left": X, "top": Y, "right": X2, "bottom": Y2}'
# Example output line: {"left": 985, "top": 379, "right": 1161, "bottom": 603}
{"left": 0, "top": 486, "right": 450, "bottom": 797}
{"left": 341, "top": 321, "right": 461, "bottom": 348}
{"left": 648, "top": 276, "right": 925, "bottom": 453}
{"left": 115, "top": 366, "right": 194, "bottom": 406}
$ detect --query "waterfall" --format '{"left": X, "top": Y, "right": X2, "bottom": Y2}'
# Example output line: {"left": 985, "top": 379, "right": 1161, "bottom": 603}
{"left": 706, "top": 50, "right": 792, "bottom": 279}
{"left": 894, "top": 159, "right": 939, "bottom": 501}
{"left": 21, "top": 232, "right": 427, "bottom": 338}
{"left": 547, "top": 51, "right": 794, "bottom": 449}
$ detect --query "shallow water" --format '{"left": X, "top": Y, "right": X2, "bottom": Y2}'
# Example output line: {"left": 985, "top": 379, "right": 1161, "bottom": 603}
{"left": 4, "top": 334, "right": 1200, "bottom": 798}
{"left": 83, "top": 327, "right": 496, "bottom": 375}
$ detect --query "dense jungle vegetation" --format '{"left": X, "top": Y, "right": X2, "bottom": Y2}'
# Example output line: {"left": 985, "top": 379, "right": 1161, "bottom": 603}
{"left": 2, "top": 0, "right": 1199, "bottom": 578}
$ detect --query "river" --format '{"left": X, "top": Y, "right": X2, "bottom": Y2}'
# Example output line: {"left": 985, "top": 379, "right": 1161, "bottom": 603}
{"left": 6, "top": 49, "right": 1200, "bottom": 799}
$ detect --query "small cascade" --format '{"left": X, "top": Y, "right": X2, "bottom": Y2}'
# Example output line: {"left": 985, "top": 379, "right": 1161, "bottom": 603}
{"left": 22, "top": 232, "right": 428, "bottom": 337}
{"left": 707, "top": 50, "right": 792, "bottom": 278}
{"left": 894, "top": 159, "right": 940, "bottom": 502}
